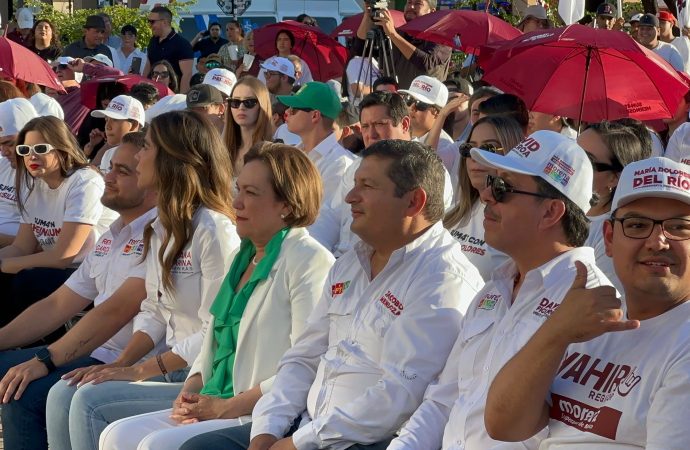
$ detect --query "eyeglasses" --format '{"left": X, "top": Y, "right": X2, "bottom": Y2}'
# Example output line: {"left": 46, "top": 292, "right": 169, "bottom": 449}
{"left": 288, "top": 107, "right": 314, "bottom": 115}
{"left": 611, "top": 216, "right": 690, "bottom": 241}
{"left": 586, "top": 152, "right": 622, "bottom": 173}
{"left": 151, "top": 71, "right": 170, "bottom": 79}
{"left": 229, "top": 98, "right": 259, "bottom": 109}
{"left": 404, "top": 95, "right": 434, "bottom": 112}
{"left": 486, "top": 174, "right": 554, "bottom": 203}
{"left": 459, "top": 143, "right": 504, "bottom": 158}
{"left": 265, "top": 71, "right": 283, "bottom": 79}
{"left": 16, "top": 143, "right": 55, "bottom": 157}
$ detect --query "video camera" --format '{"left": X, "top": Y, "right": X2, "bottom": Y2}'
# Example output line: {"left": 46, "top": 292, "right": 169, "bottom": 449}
{"left": 365, "top": 0, "right": 389, "bottom": 20}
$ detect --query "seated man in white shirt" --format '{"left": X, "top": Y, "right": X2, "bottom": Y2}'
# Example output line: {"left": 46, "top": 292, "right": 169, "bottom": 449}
{"left": 276, "top": 81, "right": 356, "bottom": 248}
{"left": 0, "top": 133, "right": 162, "bottom": 450}
{"left": 388, "top": 131, "right": 613, "bottom": 450}
{"left": 486, "top": 156, "right": 690, "bottom": 449}
{"left": 178, "top": 139, "right": 485, "bottom": 450}
{"left": 0, "top": 98, "right": 38, "bottom": 247}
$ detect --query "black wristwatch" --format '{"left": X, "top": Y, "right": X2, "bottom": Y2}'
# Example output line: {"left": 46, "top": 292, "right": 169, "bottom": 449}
{"left": 35, "top": 348, "right": 56, "bottom": 372}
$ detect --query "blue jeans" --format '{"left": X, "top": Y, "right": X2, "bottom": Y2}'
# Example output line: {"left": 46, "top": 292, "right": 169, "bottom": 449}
{"left": 0, "top": 346, "right": 101, "bottom": 450}
{"left": 46, "top": 368, "right": 189, "bottom": 450}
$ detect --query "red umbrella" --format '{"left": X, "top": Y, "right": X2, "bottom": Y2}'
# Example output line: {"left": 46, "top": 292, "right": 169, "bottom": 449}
{"left": 80, "top": 75, "right": 173, "bottom": 110}
{"left": 253, "top": 20, "right": 348, "bottom": 81}
{"left": 0, "top": 37, "right": 65, "bottom": 93}
{"left": 330, "top": 11, "right": 407, "bottom": 38}
{"left": 398, "top": 10, "right": 521, "bottom": 54}
{"left": 478, "top": 25, "right": 689, "bottom": 124}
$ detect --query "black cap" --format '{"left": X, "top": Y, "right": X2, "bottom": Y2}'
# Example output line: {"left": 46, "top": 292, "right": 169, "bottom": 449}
{"left": 596, "top": 3, "right": 616, "bottom": 17}
{"left": 121, "top": 24, "right": 137, "bottom": 36}
{"left": 84, "top": 15, "right": 106, "bottom": 29}
{"left": 638, "top": 13, "right": 660, "bottom": 27}
{"left": 186, "top": 84, "right": 224, "bottom": 108}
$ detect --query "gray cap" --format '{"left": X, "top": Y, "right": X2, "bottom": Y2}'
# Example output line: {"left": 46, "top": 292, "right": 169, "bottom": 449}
{"left": 186, "top": 84, "right": 224, "bottom": 108}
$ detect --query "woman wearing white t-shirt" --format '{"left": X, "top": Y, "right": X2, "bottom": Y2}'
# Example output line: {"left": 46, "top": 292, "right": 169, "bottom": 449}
{"left": 579, "top": 122, "right": 647, "bottom": 292}
{"left": 0, "top": 116, "right": 115, "bottom": 326}
{"left": 443, "top": 115, "right": 523, "bottom": 280}
{"left": 44, "top": 111, "right": 241, "bottom": 450}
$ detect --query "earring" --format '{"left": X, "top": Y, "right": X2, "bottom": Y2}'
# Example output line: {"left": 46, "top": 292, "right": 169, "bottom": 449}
{"left": 280, "top": 214, "right": 285, "bottom": 219}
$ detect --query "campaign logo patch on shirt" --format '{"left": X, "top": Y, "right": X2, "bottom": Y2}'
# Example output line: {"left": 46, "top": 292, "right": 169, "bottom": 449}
{"left": 378, "top": 290, "right": 403, "bottom": 316}
{"left": 477, "top": 293, "right": 500, "bottom": 310}
{"left": 533, "top": 297, "right": 559, "bottom": 319}
{"left": 550, "top": 393, "right": 622, "bottom": 440}
{"left": 331, "top": 280, "right": 351, "bottom": 298}
{"left": 94, "top": 238, "right": 112, "bottom": 257}
{"left": 122, "top": 239, "right": 144, "bottom": 256}
{"left": 171, "top": 250, "right": 193, "bottom": 274}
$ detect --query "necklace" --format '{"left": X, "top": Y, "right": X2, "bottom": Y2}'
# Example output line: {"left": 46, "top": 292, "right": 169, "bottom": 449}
{"left": 252, "top": 256, "right": 260, "bottom": 266}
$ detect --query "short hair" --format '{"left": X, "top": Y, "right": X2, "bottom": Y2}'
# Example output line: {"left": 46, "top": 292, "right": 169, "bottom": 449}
{"left": 296, "top": 14, "right": 317, "bottom": 26}
{"left": 121, "top": 131, "right": 146, "bottom": 149}
{"left": 150, "top": 6, "right": 173, "bottom": 22}
{"left": 468, "top": 86, "right": 502, "bottom": 112}
{"left": 611, "top": 118, "right": 653, "bottom": 159}
{"left": 373, "top": 76, "right": 399, "bottom": 91}
{"left": 534, "top": 177, "right": 590, "bottom": 247}
{"left": 244, "top": 142, "right": 322, "bottom": 227}
{"left": 359, "top": 91, "right": 408, "bottom": 126}
{"left": 0, "top": 80, "right": 23, "bottom": 102}
{"left": 208, "top": 21, "right": 221, "bottom": 30}
{"left": 276, "top": 30, "right": 295, "bottom": 49}
{"left": 477, "top": 93, "right": 529, "bottom": 132}
{"left": 272, "top": 101, "right": 288, "bottom": 116}
{"left": 361, "top": 139, "right": 445, "bottom": 222}
{"left": 129, "top": 82, "right": 160, "bottom": 108}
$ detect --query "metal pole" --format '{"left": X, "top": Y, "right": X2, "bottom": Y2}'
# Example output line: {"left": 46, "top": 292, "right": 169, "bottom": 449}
{"left": 577, "top": 46, "right": 593, "bottom": 135}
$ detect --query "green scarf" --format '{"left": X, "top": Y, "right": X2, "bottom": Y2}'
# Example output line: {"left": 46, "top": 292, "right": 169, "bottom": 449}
{"left": 200, "top": 227, "right": 290, "bottom": 398}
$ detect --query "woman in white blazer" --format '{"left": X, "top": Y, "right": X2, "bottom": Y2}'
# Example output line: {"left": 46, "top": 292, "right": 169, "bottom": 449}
{"left": 99, "top": 142, "right": 335, "bottom": 450}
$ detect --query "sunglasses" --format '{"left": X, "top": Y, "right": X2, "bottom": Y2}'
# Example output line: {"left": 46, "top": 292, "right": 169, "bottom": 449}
{"left": 16, "top": 143, "right": 54, "bottom": 157}
{"left": 486, "top": 174, "right": 554, "bottom": 203}
{"left": 459, "top": 143, "right": 504, "bottom": 158}
{"left": 404, "top": 95, "right": 434, "bottom": 112}
{"left": 152, "top": 71, "right": 170, "bottom": 79}
{"left": 229, "top": 98, "right": 259, "bottom": 109}
{"left": 205, "top": 61, "right": 222, "bottom": 69}
{"left": 288, "top": 107, "right": 314, "bottom": 115}
{"left": 585, "top": 152, "right": 622, "bottom": 173}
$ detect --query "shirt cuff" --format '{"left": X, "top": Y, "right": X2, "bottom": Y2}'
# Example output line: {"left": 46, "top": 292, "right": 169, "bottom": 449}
{"left": 291, "top": 421, "right": 320, "bottom": 450}
{"left": 249, "top": 416, "right": 286, "bottom": 441}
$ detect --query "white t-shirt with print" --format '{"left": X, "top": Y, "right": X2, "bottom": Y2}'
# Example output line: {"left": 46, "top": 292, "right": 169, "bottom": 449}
{"left": 541, "top": 300, "right": 690, "bottom": 450}
{"left": 0, "top": 158, "right": 19, "bottom": 236}
{"left": 20, "top": 168, "right": 116, "bottom": 263}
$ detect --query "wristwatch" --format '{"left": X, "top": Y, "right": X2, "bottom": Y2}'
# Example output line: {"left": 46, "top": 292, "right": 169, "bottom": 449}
{"left": 35, "top": 348, "right": 56, "bottom": 372}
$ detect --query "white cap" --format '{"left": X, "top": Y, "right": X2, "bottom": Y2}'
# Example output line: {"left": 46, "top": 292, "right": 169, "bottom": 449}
{"left": 16, "top": 8, "right": 33, "bottom": 30}
{"left": 145, "top": 94, "right": 187, "bottom": 124}
{"left": 630, "top": 13, "right": 643, "bottom": 22}
{"left": 471, "top": 130, "right": 594, "bottom": 213}
{"left": 611, "top": 157, "right": 690, "bottom": 210}
{"left": 665, "top": 123, "right": 690, "bottom": 165}
{"left": 91, "top": 95, "right": 145, "bottom": 126}
{"left": 260, "top": 56, "right": 295, "bottom": 79}
{"left": 398, "top": 75, "right": 449, "bottom": 109}
{"left": 85, "top": 54, "right": 114, "bottom": 67}
{"left": 30, "top": 92, "right": 64, "bottom": 120}
{"left": 56, "top": 56, "right": 75, "bottom": 65}
{"left": 202, "top": 68, "right": 237, "bottom": 97}
{"left": 0, "top": 98, "right": 38, "bottom": 138}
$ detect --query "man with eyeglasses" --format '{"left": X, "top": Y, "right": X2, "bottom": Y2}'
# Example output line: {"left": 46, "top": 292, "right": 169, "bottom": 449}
{"left": 144, "top": 6, "right": 194, "bottom": 93}
{"left": 485, "top": 156, "right": 690, "bottom": 449}
{"left": 260, "top": 56, "right": 296, "bottom": 96}
{"left": 388, "top": 130, "right": 614, "bottom": 450}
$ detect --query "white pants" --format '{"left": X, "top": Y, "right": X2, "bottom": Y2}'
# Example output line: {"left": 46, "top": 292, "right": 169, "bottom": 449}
{"left": 99, "top": 408, "right": 250, "bottom": 450}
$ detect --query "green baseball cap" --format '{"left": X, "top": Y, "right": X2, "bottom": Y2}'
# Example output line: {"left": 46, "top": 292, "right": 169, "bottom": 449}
{"left": 277, "top": 82, "right": 342, "bottom": 120}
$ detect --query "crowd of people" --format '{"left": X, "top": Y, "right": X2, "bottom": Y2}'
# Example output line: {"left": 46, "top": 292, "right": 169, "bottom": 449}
{"left": 0, "top": 0, "right": 689, "bottom": 449}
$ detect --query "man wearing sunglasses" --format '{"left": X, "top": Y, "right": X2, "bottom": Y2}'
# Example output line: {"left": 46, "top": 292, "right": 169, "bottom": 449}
{"left": 388, "top": 131, "right": 613, "bottom": 450}
{"left": 486, "top": 156, "right": 690, "bottom": 448}
{"left": 144, "top": 6, "right": 194, "bottom": 93}
{"left": 399, "top": 76, "right": 457, "bottom": 174}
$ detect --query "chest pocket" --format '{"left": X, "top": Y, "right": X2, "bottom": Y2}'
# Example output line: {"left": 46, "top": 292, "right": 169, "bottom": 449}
{"left": 326, "top": 298, "right": 356, "bottom": 346}
{"left": 457, "top": 316, "right": 495, "bottom": 382}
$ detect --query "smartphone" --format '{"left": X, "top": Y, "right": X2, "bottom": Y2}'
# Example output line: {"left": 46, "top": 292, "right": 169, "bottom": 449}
{"left": 130, "top": 56, "right": 142, "bottom": 74}
{"left": 202, "top": 30, "right": 211, "bottom": 37}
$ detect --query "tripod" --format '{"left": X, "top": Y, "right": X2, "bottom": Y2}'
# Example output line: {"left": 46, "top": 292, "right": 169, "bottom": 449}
{"left": 352, "top": 24, "right": 397, "bottom": 103}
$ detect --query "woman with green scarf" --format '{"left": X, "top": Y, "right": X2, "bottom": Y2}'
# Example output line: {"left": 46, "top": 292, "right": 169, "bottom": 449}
{"left": 100, "top": 142, "right": 335, "bottom": 450}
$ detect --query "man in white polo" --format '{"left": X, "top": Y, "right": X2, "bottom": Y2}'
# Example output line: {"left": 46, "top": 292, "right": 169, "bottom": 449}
{"left": 388, "top": 131, "right": 613, "bottom": 450}
{"left": 90, "top": 95, "right": 145, "bottom": 172}
{"left": 399, "top": 75, "right": 457, "bottom": 173}
{"left": 0, "top": 98, "right": 38, "bottom": 247}
{"left": 485, "top": 156, "right": 690, "bottom": 448}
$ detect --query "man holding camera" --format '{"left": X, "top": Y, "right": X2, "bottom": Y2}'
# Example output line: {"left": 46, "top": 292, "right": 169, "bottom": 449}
{"left": 355, "top": 0, "right": 452, "bottom": 90}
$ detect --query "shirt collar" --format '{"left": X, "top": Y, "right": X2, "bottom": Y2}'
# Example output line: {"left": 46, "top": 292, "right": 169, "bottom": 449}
{"left": 308, "top": 133, "right": 340, "bottom": 161}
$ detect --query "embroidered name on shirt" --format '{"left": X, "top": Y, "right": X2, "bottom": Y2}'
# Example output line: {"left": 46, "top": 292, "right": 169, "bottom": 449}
{"left": 558, "top": 351, "right": 642, "bottom": 403}
{"left": 477, "top": 293, "right": 500, "bottom": 310}
{"left": 533, "top": 297, "right": 559, "bottom": 318}
{"left": 122, "top": 239, "right": 144, "bottom": 256}
{"left": 94, "top": 238, "right": 112, "bottom": 257}
{"left": 171, "top": 250, "right": 193, "bottom": 273}
{"left": 331, "top": 280, "right": 351, "bottom": 298}
{"left": 379, "top": 290, "right": 403, "bottom": 316}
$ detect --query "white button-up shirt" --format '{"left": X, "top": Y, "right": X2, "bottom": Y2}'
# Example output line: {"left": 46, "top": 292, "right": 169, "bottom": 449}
{"left": 388, "top": 247, "right": 614, "bottom": 450}
{"left": 250, "top": 222, "right": 484, "bottom": 449}
{"left": 65, "top": 207, "right": 163, "bottom": 364}
{"left": 303, "top": 133, "right": 356, "bottom": 249}
{"left": 132, "top": 207, "right": 240, "bottom": 365}
{"left": 113, "top": 47, "right": 147, "bottom": 75}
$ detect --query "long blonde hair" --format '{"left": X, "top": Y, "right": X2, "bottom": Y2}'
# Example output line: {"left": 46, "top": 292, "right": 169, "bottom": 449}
{"left": 144, "top": 110, "right": 236, "bottom": 292}
{"left": 443, "top": 115, "right": 524, "bottom": 229}
{"left": 223, "top": 76, "right": 274, "bottom": 176}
